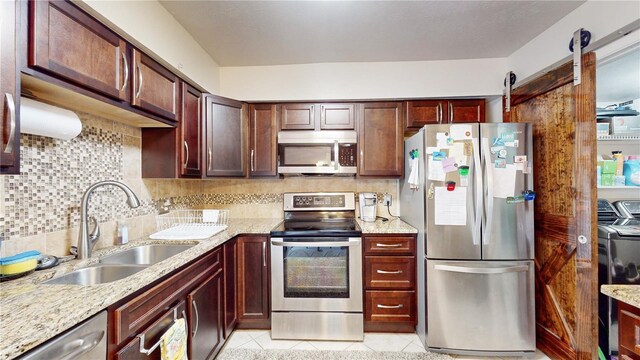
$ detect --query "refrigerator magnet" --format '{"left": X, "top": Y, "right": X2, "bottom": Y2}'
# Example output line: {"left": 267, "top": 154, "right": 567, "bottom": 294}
{"left": 514, "top": 155, "right": 527, "bottom": 163}
{"left": 495, "top": 159, "right": 507, "bottom": 168}
{"left": 506, "top": 195, "right": 525, "bottom": 204}
{"left": 463, "top": 142, "right": 473, "bottom": 156}
{"left": 492, "top": 137, "right": 505, "bottom": 146}
{"left": 490, "top": 145, "right": 505, "bottom": 154}
{"left": 497, "top": 149, "right": 508, "bottom": 159}
{"left": 432, "top": 151, "right": 446, "bottom": 161}
{"left": 427, "top": 183, "right": 435, "bottom": 200}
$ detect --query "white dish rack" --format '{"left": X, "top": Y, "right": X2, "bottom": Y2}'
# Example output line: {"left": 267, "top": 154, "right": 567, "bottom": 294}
{"left": 150, "top": 209, "right": 229, "bottom": 240}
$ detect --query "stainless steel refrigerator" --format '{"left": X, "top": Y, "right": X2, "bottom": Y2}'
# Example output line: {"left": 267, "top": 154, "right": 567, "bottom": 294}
{"left": 400, "top": 123, "right": 535, "bottom": 356}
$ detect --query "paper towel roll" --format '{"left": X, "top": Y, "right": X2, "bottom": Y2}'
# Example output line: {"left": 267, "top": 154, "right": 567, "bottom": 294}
{"left": 20, "top": 98, "right": 82, "bottom": 140}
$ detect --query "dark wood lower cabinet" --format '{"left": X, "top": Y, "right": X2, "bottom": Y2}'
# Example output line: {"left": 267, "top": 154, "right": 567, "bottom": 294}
{"left": 223, "top": 238, "right": 238, "bottom": 336}
{"left": 236, "top": 235, "right": 271, "bottom": 329}
{"left": 188, "top": 269, "right": 224, "bottom": 360}
{"left": 618, "top": 301, "right": 640, "bottom": 359}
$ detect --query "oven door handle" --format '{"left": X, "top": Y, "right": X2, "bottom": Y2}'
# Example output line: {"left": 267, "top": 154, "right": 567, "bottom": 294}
{"left": 271, "top": 239, "right": 360, "bottom": 247}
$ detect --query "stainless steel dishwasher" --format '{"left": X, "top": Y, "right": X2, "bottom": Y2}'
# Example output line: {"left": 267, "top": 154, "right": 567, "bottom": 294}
{"left": 18, "top": 311, "right": 107, "bottom": 360}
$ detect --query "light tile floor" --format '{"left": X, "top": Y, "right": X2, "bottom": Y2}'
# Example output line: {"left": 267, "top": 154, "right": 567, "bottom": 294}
{"left": 219, "top": 330, "right": 551, "bottom": 359}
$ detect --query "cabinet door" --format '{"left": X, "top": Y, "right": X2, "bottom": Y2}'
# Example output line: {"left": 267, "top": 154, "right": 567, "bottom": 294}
{"left": 29, "top": 0, "right": 129, "bottom": 101}
{"left": 1, "top": 0, "right": 19, "bottom": 173}
{"left": 405, "top": 100, "right": 444, "bottom": 128}
{"left": 320, "top": 103, "right": 355, "bottom": 130}
{"left": 187, "top": 269, "right": 224, "bottom": 360}
{"left": 446, "top": 99, "right": 485, "bottom": 123}
{"left": 249, "top": 104, "right": 277, "bottom": 177}
{"left": 180, "top": 83, "right": 202, "bottom": 177}
{"left": 237, "top": 236, "right": 270, "bottom": 328}
{"left": 131, "top": 49, "right": 179, "bottom": 121}
{"left": 280, "top": 103, "right": 315, "bottom": 130}
{"left": 357, "top": 102, "right": 404, "bottom": 177}
{"left": 223, "top": 238, "right": 238, "bottom": 337}
{"left": 203, "top": 95, "right": 246, "bottom": 177}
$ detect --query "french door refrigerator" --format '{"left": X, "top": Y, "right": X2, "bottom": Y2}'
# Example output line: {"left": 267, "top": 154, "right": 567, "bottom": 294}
{"left": 400, "top": 123, "right": 535, "bottom": 356}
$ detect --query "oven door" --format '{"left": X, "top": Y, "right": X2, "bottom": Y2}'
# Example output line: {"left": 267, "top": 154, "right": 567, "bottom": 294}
{"left": 271, "top": 237, "right": 362, "bottom": 312}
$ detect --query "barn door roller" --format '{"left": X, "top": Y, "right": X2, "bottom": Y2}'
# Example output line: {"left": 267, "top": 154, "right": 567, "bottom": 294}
{"left": 570, "top": 28, "right": 591, "bottom": 86}
{"left": 504, "top": 71, "right": 516, "bottom": 112}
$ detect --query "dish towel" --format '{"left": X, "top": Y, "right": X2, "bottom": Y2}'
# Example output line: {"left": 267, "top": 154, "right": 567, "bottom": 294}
{"left": 161, "top": 318, "right": 188, "bottom": 360}
{"left": 408, "top": 149, "right": 420, "bottom": 190}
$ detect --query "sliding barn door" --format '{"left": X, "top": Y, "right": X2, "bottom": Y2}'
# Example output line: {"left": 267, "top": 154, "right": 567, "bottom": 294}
{"left": 505, "top": 52, "right": 597, "bottom": 360}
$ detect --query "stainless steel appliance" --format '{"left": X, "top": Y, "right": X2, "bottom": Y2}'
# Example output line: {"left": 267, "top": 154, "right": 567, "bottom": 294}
{"left": 277, "top": 131, "right": 357, "bottom": 175}
{"left": 400, "top": 123, "right": 535, "bottom": 356}
{"left": 270, "top": 192, "right": 363, "bottom": 340}
{"left": 358, "top": 192, "right": 377, "bottom": 221}
{"left": 597, "top": 199, "right": 640, "bottom": 359}
{"left": 18, "top": 311, "right": 107, "bottom": 359}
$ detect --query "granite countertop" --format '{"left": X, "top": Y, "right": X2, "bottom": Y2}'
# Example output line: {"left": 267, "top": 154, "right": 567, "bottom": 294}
{"left": 601, "top": 285, "right": 640, "bottom": 309}
{"left": 356, "top": 218, "right": 417, "bottom": 234}
{"left": 0, "top": 217, "right": 416, "bottom": 359}
{"left": 0, "top": 218, "right": 282, "bottom": 360}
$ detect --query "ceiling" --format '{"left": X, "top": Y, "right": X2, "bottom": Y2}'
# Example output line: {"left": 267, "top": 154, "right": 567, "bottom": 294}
{"left": 597, "top": 47, "right": 640, "bottom": 103}
{"left": 160, "top": 1, "right": 584, "bottom": 67}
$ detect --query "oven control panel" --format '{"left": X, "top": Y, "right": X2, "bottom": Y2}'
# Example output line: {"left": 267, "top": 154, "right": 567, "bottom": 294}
{"left": 293, "top": 195, "right": 345, "bottom": 208}
{"left": 284, "top": 192, "right": 356, "bottom": 211}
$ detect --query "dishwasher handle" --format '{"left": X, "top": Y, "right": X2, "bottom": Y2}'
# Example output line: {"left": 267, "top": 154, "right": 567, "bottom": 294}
{"left": 58, "top": 331, "right": 105, "bottom": 360}
{"left": 434, "top": 264, "right": 529, "bottom": 274}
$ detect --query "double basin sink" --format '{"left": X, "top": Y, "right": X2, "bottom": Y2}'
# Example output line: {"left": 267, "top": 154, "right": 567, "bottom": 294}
{"left": 43, "top": 244, "right": 194, "bottom": 286}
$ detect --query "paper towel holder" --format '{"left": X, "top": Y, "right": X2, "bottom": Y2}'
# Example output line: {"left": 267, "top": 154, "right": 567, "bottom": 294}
{"left": 20, "top": 96, "right": 82, "bottom": 140}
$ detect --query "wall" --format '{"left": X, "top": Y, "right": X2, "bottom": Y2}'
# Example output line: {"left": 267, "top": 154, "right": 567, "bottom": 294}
{"left": 507, "top": 0, "right": 640, "bottom": 85}
{"left": 219, "top": 57, "right": 508, "bottom": 101}
{"left": 0, "top": 112, "right": 398, "bottom": 258}
{"left": 77, "top": 0, "right": 220, "bottom": 94}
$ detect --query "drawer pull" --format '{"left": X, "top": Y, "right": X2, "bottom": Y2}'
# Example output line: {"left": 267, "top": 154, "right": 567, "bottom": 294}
{"left": 138, "top": 307, "right": 185, "bottom": 355}
{"left": 192, "top": 300, "right": 199, "bottom": 337}
{"left": 377, "top": 269, "right": 403, "bottom": 275}
{"left": 636, "top": 324, "right": 640, "bottom": 349}
{"left": 376, "top": 243, "right": 402, "bottom": 248}
{"left": 377, "top": 304, "right": 404, "bottom": 309}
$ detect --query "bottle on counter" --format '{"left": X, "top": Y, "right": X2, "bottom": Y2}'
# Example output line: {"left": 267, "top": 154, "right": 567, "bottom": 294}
{"left": 117, "top": 217, "right": 129, "bottom": 245}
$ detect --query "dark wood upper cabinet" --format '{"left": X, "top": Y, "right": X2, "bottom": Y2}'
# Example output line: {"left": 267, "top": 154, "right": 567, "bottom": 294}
{"left": 236, "top": 235, "right": 270, "bottom": 329}
{"left": 131, "top": 49, "right": 179, "bottom": 121}
{"left": 447, "top": 99, "right": 485, "bottom": 123}
{"left": 203, "top": 95, "right": 247, "bottom": 177}
{"left": 249, "top": 104, "right": 278, "bottom": 177}
{"left": 357, "top": 102, "right": 404, "bottom": 178}
{"left": 405, "top": 99, "right": 485, "bottom": 129}
{"left": 405, "top": 100, "right": 443, "bottom": 128}
{"left": 180, "top": 82, "right": 202, "bottom": 177}
{"left": 187, "top": 269, "right": 224, "bottom": 360}
{"left": 1, "top": 0, "right": 19, "bottom": 174}
{"left": 320, "top": 103, "right": 355, "bottom": 130}
{"left": 29, "top": 0, "right": 129, "bottom": 101}
{"left": 280, "top": 103, "right": 315, "bottom": 130}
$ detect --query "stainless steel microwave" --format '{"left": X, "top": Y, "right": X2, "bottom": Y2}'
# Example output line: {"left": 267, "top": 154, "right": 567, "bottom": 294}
{"left": 277, "top": 131, "right": 357, "bottom": 175}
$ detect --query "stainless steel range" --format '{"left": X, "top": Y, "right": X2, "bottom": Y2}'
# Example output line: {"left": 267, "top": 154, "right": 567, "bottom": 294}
{"left": 270, "top": 192, "right": 363, "bottom": 341}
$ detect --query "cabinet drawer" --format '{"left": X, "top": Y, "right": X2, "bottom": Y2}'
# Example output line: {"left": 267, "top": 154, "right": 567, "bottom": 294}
{"left": 115, "top": 301, "right": 187, "bottom": 360}
{"left": 620, "top": 303, "right": 640, "bottom": 357}
{"left": 365, "top": 256, "right": 415, "bottom": 289}
{"left": 365, "top": 290, "right": 415, "bottom": 324}
{"left": 364, "top": 236, "right": 415, "bottom": 255}
{"left": 113, "top": 248, "right": 221, "bottom": 345}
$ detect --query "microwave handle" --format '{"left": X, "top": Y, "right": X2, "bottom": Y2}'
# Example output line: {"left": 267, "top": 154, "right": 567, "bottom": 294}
{"left": 334, "top": 140, "right": 339, "bottom": 170}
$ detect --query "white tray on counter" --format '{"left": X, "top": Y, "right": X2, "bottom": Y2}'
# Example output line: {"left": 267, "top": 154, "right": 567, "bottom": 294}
{"left": 149, "top": 224, "right": 228, "bottom": 240}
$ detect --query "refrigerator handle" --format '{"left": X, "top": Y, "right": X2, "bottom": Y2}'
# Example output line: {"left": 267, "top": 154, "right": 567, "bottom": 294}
{"left": 472, "top": 138, "right": 482, "bottom": 246}
{"left": 481, "top": 137, "right": 494, "bottom": 246}
{"left": 434, "top": 264, "right": 529, "bottom": 274}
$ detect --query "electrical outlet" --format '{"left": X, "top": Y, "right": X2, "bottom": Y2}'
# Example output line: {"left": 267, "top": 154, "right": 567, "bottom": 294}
{"left": 383, "top": 193, "right": 392, "bottom": 206}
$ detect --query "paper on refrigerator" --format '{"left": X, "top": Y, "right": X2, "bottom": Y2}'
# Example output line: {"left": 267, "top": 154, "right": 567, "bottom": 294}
{"left": 492, "top": 164, "right": 517, "bottom": 198}
{"left": 434, "top": 187, "right": 467, "bottom": 226}
{"left": 427, "top": 156, "right": 446, "bottom": 181}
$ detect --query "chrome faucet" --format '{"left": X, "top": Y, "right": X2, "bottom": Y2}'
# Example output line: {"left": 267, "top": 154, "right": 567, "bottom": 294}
{"left": 77, "top": 180, "right": 141, "bottom": 259}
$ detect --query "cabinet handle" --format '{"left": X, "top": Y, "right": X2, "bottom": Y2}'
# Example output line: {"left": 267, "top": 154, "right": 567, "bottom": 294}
{"left": 376, "top": 269, "right": 403, "bottom": 274}
{"left": 121, "top": 52, "right": 129, "bottom": 91}
{"left": 251, "top": 149, "right": 255, "bottom": 172}
{"left": 262, "top": 241, "right": 266, "bottom": 267}
{"left": 183, "top": 141, "right": 189, "bottom": 168}
{"left": 192, "top": 300, "right": 199, "bottom": 337}
{"left": 636, "top": 324, "right": 640, "bottom": 348}
{"left": 138, "top": 307, "right": 181, "bottom": 355}
{"left": 207, "top": 146, "right": 212, "bottom": 171}
{"left": 375, "top": 243, "right": 402, "bottom": 248}
{"left": 3, "top": 93, "right": 16, "bottom": 154}
{"left": 136, "top": 63, "right": 143, "bottom": 98}
{"left": 377, "top": 304, "right": 403, "bottom": 309}
{"left": 448, "top": 103, "right": 454, "bottom": 124}
{"left": 437, "top": 103, "right": 443, "bottom": 124}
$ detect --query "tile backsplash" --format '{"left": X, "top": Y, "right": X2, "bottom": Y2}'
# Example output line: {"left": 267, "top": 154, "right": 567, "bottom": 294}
{"left": 1, "top": 111, "right": 398, "bottom": 257}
